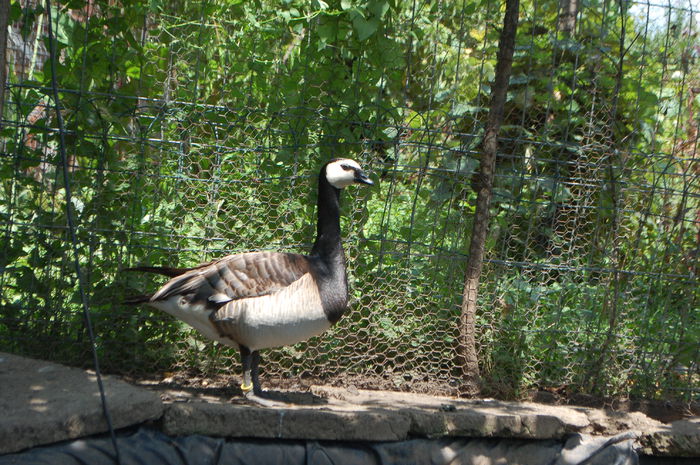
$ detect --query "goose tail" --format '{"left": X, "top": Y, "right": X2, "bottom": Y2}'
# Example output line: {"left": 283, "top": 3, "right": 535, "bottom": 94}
{"left": 123, "top": 293, "right": 153, "bottom": 305}
{"left": 122, "top": 265, "right": 188, "bottom": 305}
{"left": 122, "top": 266, "right": 190, "bottom": 278}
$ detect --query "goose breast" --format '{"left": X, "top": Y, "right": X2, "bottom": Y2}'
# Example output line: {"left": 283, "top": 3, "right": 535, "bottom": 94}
{"left": 212, "top": 273, "right": 330, "bottom": 350}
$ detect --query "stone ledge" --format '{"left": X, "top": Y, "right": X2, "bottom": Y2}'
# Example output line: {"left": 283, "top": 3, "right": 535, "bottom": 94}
{"left": 637, "top": 418, "right": 700, "bottom": 458}
{"left": 311, "top": 386, "right": 590, "bottom": 440}
{"left": 163, "top": 402, "right": 411, "bottom": 441}
{"left": 155, "top": 386, "right": 699, "bottom": 457}
{"left": 1, "top": 353, "right": 697, "bottom": 458}
{"left": 0, "top": 353, "right": 164, "bottom": 455}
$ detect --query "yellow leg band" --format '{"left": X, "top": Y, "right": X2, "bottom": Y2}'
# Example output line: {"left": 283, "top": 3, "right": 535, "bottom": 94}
{"left": 241, "top": 382, "right": 254, "bottom": 393}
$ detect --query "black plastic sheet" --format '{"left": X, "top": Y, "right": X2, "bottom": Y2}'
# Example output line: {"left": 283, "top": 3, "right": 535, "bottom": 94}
{"left": 0, "top": 428, "right": 639, "bottom": 465}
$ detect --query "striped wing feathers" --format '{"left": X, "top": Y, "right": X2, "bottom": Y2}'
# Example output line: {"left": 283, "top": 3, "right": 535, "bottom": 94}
{"left": 150, "top": 251, "right": 311, "bottom": 306}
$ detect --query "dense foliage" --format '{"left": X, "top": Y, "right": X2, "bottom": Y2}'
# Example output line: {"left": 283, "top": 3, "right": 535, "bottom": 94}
{"left": 1, "top": 0, "right": 698, "bottom": 401}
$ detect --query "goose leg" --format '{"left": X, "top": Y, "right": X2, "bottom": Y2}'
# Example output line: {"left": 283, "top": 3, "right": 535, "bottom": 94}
{"left": 240, "top": 346, "right": 255, "bottom": 395}
{"left": 239, "top": 347, "right": 283, "bottom": 407}
{"left": 250, "top": 350, "right": 263, "bottom": 396}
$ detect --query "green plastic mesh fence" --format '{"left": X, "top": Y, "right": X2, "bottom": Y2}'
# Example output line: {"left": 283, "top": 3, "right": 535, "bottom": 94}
{"left": 1, "top": 0, "right": 698, "bottom": 401}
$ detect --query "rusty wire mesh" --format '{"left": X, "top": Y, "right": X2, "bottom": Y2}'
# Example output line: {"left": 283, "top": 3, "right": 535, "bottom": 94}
{"left": 1, "top": 0, "right": 698, "bottom": 402}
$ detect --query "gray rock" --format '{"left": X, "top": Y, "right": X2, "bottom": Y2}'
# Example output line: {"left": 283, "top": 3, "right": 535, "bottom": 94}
{"left": 160, "top": 387, "right": 593, "bottom": 442}
{"left": 0, "top": 352, "right": 163, "bottom": 455}
{"left": 638, "top": 418, "right": 700, "bottom": 457}
{"left": 1, "top": 354, "right": 697, "bottom": 458}
{"left": 162, "top": 402, "right": 410, "bottom": 441}
{"left": 312, "top": 386, "right": 589, "bottom": 440}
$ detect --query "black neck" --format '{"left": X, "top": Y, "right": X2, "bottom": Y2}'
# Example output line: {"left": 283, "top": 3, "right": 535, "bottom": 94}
{"left": 310, "top": 166, "right": 349, "bottom": 324}
{"left": 311, "top": 171, "right": 343, "bottom": 260}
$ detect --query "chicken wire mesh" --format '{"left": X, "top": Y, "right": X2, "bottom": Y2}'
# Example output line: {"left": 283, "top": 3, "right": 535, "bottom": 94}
{"left": 0, "top": 0, "right": 698, "bottom": 402}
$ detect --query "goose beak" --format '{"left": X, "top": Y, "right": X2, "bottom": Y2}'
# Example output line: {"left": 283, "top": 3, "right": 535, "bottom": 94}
{"left": 354, "top": 170, "right": 374, "bottom": 186}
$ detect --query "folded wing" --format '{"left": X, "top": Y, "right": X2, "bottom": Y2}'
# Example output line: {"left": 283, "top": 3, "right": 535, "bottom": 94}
{"left": 150, "top": 251, "right": 311, "bottom": 308}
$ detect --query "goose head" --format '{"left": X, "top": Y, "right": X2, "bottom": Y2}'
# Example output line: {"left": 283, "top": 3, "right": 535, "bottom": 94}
{"left": 324, "top": 158, "right": 374, "bottom": 189}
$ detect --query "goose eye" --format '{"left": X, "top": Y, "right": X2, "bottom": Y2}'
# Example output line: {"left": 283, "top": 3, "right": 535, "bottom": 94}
{"left": 340, "top": 164, "right": 353, "bottom": 171}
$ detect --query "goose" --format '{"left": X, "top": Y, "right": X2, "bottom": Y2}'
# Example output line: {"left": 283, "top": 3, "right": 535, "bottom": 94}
{"left": 124, "top": 158, "right": 373, "bottom": 405}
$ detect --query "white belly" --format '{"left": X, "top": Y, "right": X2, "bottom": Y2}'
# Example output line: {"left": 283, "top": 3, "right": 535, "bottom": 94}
{"left": 218, "top": 273, "right": 331, "bottom": 351}
{"left": 149, "top": 298, "right": 239, "bottom": 348}
{"left": 149, "top": 273, "right": 331, "bottom": 351}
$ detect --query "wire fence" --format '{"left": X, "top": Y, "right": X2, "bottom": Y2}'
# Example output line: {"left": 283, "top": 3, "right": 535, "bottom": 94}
{"left": 1, "top": 0, "right": 698, "bottom": 403}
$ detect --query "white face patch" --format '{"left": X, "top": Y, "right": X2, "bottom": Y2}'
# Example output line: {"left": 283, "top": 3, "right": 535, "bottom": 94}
{"left": 325, "top": 158, "right": 362, "bottom": 189}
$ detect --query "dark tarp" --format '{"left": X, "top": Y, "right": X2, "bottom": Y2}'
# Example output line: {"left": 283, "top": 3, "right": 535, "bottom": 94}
{"left": 0, "top": 428, "right": 639, "bottom": 465}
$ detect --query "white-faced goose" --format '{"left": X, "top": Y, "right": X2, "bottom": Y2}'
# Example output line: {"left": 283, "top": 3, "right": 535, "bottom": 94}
{"left": 124, "top": 158, "right": 373, "bottom": 405}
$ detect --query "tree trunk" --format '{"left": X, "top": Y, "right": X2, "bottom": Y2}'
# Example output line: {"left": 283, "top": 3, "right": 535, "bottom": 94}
{"left": 558, "top": 0, "right": 578, "bottom": 35}
{"left": 459, "top": 0, "right": 520, "bottom": 396}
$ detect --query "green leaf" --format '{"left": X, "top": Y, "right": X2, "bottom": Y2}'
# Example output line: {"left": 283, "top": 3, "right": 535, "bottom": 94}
{"left": 450, "top": 103, "right": 480, "bottom": 117}
{"left": 353, "top": 16, "right": 380, "bottom": 41}
{"left": 368, "top": 0, "right": 390, "bottom": 18}
{"left": 318, "top": 22, "right": 337, "bottom": 42}
{"left": 126, "top": 65, "right": 141, "bottom": 78}
{"left": 383, "top": 127, "right": 399, "bottom": 139}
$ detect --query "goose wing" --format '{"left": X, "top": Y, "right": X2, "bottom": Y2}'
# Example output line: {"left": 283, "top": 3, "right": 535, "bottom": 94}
{"left": 150, "top": 251, "right": 311, "bottom": 307}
